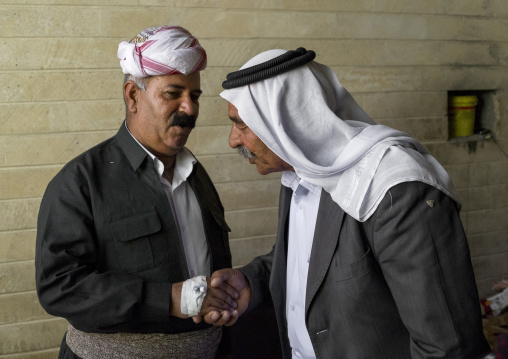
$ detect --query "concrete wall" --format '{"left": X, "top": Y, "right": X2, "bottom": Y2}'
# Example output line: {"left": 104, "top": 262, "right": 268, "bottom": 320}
{"left": 1, "top": 1, "right": 507, "bottom": 357}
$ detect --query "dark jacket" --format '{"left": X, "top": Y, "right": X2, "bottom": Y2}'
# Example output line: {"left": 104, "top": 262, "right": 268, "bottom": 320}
{"left": 242, "top": 181, "right": 490, "bottom": 358}
{"left": 36, "top": 123, "right": 232, "bottom": 334}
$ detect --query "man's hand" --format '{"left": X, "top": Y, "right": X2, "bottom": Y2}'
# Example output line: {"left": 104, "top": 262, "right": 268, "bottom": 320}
{"left": 195, "top": 269, "right": 251, "bottom": 326}
{"left": 197, "top": 277, "right": 239, "bottom": 319}
{"left": 170, "top": 279, "right": 238, "bottom": 320}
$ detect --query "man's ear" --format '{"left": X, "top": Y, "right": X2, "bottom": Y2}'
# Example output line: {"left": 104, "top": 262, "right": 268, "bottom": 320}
{"left": 124, "top": 81, "right": 139, "bottom": 114}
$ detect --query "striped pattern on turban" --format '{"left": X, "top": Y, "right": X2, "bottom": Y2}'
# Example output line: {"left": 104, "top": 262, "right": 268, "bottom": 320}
{"left": 117, "top": 25, "right": 207, "bottom": 78}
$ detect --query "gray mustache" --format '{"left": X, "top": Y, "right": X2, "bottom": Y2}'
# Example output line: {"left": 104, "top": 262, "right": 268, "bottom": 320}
{"left": 237, "top": 145, "right": 257, "bottom": 159}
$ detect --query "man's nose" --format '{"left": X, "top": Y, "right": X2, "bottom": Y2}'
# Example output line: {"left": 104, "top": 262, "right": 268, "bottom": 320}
{"left": 179, "top": 94, "right": 198, "bottom": 116}
{"left": 228, "top": 124, "right": 242, "bottom": 149}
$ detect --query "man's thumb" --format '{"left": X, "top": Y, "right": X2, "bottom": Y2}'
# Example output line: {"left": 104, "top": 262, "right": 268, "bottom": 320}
{"left": 210, "top": 269, "right": 233, "bottom": 287}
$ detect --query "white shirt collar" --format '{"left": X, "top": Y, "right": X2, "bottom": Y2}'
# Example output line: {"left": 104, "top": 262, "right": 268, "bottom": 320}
{"left": 125, "top": 122, "right": 197, "bottom": 188}
{"left": 281, "top": 171, "right": 322, "bottom": 196}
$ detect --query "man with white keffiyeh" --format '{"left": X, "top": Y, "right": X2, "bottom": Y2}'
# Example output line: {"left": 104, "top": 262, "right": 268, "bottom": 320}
{"left": 36, "top": 26, "right": 239, "bottom": 359}
{"left": 202, "top": 48, "right": 492, "bottom": 358}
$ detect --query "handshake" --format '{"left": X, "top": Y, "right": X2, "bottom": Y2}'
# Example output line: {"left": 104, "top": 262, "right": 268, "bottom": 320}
{"left": 172, "top": 269, "right": 252, "bottom": 326}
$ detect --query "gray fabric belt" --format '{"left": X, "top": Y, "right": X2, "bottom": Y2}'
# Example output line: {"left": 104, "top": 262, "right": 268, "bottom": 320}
{"left": 66, "top": 324, "right": 222, "bottom": 359}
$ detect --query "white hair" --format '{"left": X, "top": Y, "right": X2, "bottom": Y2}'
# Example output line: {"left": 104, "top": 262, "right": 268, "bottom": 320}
{"left": 123, "top": 74, "right": 148, "bottom": 115}
{"left": 124, "top": 74, "right": 147, "bottom": 91}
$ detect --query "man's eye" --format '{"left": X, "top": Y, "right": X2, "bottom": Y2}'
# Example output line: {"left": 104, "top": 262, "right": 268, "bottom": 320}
{"left": 191, "top": 94, "right": 201, "bottom": 102}
{"left": 166, "top": 92, "right": 180, "bottom": 98}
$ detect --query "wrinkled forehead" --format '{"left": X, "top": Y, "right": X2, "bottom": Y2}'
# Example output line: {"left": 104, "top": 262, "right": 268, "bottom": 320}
{"left": 144, "top": 72, "right": 202, "bottom": 91}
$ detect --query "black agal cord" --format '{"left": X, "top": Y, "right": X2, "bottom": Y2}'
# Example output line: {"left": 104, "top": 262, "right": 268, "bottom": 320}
{"left": 222, "top": 47, "right": 316, "bottom": 89}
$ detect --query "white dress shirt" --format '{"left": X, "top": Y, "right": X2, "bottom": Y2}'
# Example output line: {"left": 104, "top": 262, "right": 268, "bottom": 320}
{"left": 127, "top": 124, "right": 211, "bottom": 278}
{"left": 282, "top": 171, "right": 321, "bottom": 359}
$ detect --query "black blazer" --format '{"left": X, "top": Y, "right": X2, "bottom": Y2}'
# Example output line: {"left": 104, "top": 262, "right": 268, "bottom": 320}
{"left": 35, "top": 123, "right": 232, "bottom": 334}
{"left": 242, "top": 181, "right": 490, "bottom": 358}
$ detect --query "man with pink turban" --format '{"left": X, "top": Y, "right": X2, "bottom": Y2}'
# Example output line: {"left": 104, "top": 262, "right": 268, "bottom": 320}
{"left": 36, "top": 25, "right": 237, "bottom": 359}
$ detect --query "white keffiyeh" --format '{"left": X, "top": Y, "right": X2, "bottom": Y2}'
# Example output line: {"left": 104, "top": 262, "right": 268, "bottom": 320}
{"left": 117, "top": 25, "right": 207, "bottom": 77}
{"left": 220, "top": 49, "right": 459, "bottom": 222}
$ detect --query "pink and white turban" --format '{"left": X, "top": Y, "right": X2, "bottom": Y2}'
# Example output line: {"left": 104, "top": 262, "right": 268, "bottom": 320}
{"left": 117, "top": 26, "right": 207, "bottom": 78}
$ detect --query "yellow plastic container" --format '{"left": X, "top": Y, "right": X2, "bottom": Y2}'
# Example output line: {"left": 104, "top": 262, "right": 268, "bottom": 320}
{"left": 449, "top": 95, "right": 477, "bottom": 137}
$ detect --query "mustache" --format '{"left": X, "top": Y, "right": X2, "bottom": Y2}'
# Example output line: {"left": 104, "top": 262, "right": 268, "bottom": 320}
{"left": 170, "top": 112, "right": 197, "bottom": 129}
{"left": 237, "top": 145, "right": 257, "bottom": 159}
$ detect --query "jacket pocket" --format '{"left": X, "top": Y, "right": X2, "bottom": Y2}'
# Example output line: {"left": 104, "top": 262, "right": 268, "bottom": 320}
{"left": 109, "top": 210, "right": 161, "bottom": 272}
{"left": 335, "top": 248, "right": 376, "bottom": 282}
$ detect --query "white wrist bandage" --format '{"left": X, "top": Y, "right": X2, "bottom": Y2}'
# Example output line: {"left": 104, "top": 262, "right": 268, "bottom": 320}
{"left": 180, "top": 276, "right": 207, "bottom": 317}
{"left": 487, "top": 287, "right": 508, "bottom": 315}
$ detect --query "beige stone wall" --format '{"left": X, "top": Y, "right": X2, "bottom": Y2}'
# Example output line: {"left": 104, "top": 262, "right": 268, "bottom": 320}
{"left": 1, "top": 1, "right": 507, "bottom": 357}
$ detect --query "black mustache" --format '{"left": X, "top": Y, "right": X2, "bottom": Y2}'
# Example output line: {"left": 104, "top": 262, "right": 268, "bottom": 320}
{"left": 170, "top": 112, "right": 196, "bottom": 129}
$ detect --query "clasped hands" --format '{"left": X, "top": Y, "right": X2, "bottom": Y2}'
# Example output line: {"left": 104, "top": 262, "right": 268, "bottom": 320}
{"left": 193, "top": 268, "right": 251, "bottom": 326}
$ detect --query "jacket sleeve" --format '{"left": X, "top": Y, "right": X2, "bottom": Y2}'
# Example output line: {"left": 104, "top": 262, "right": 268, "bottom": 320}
{"left": 368, "top": 181, "right": 490, "bottom": 358}
{"left": 239, "top": 248, "right": 275, "bottom": 312}
{"left": 35, "top": 167, "right": 172, "bottom": 333}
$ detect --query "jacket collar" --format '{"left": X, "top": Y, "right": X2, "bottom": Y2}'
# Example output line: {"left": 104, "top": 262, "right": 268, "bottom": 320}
{"left": 116, "top": 121, "right": 149, "bottom": 171}
{"left": 305, "top": 190, "right": 344, "bottom": 314}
